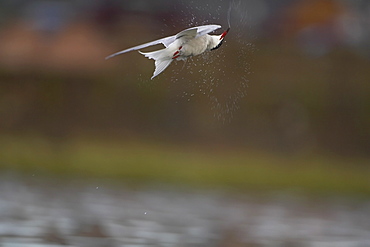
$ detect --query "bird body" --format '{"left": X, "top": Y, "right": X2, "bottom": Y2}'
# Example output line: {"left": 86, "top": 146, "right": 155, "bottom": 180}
{"left": 178, "top": 35, "right": 217, "bottom": 57}
{"left": 106, "top": 24, "right": 229, "bottom": 79}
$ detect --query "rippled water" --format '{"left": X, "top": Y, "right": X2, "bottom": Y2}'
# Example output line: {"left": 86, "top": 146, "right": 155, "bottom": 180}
{"left": 1, "top": 174, "right": 370, "bottom": 247}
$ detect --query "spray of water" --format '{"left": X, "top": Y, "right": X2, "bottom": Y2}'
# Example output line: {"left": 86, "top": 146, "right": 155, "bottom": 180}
{"left": 227, "top": 1, "right": 232, "bottom": 28}
{"left": 140, "top": 0, "right": 255, "bottom": 123}
{"left": 181, "top": 0, "right": 254, "bottom": 122}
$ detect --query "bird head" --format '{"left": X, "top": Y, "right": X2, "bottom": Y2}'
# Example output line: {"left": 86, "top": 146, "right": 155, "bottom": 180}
{"left": 210, "top": 27, "right": 230, "bottom": 51}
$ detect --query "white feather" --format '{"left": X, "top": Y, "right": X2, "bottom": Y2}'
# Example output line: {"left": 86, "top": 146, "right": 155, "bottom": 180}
{"left": 139, "top": 49, "right": 174, "bottom": 79}
{"left": 105, "top": 24, "right": 221, "bottom": 60}
{"left": 106, "top": 24, "right": 224, "bottom": 79}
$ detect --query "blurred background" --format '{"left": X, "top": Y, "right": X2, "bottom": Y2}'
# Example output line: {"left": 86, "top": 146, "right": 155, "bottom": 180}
{"left": 0, "top": 0, "right": 369, "bottom": 155}
{"left": 0, "top": 0, "right": 370, "bottom": 246}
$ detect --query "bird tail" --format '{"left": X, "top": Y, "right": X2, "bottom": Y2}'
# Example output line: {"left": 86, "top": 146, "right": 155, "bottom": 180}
{"left": 139, "top": 48, "right": 173, "bottom": 79}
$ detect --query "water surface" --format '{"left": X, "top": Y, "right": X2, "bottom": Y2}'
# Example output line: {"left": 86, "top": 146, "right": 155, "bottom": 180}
{"left": 1, "top": 174, "right": 369, "bottom": 247}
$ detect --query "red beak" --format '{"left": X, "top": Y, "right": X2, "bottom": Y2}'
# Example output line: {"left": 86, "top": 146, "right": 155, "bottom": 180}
{"left": 220, "top": 27, "right": 230, "bottom": 40}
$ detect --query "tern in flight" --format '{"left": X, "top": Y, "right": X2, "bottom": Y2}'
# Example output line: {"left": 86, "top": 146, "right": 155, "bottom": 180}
{"left": 106, "top": 24, "right": 230, "bottom": 79}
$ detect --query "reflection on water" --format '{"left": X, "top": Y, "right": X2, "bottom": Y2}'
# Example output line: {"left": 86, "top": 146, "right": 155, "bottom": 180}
{"left": 0, "top": 173, "right": 370, "bottom": 247}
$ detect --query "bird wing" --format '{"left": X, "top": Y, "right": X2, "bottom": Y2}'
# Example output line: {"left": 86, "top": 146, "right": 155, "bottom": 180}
{"left": 106, "top": 24, "right": 222, "bottom": 60}
{"left": 175, "top": 28, "right": 198, "bottom": 40}
{"left": 175, "top": 24, "right": 222, "bottom": 40}
{"left": 105, "top": 35, "right": 176, "bottom": 59}
{"left": 188, "top": 24, "right": 222, "bottom": 37}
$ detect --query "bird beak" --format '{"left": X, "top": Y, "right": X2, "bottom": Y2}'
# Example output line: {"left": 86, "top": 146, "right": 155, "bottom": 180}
{"left": 220, "top": 27, "right": 230, "bottom": 40}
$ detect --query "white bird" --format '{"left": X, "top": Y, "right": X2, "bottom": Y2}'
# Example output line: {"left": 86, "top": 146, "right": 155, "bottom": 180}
{"left": 106, "top": 24, "right": 230, "bottom": 79}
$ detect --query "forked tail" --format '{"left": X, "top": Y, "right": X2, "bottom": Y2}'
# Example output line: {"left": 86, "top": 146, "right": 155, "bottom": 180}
{"left": 139, "top": 48, "right": 173, "bottom": 79}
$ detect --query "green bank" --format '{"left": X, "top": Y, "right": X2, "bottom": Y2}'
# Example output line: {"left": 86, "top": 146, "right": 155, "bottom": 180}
{"left": 1, "top": 135, "right": 369, "bottom": 196}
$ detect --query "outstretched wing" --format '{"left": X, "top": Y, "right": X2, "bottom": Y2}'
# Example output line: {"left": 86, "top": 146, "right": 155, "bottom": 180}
{"left": 175, "top": 28, "right": 198, "bottom": 40}
{"left": 174, "top": 24, "right": 221, "bottom": 41}
{"left": 106, "top": 24, "right": 222, "bottom": 60}
{"left": 187, "top": 24, "right": 222, "bottom": 37}
{"left": 105, "top": 35, "right": 176, "bottom": 59}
